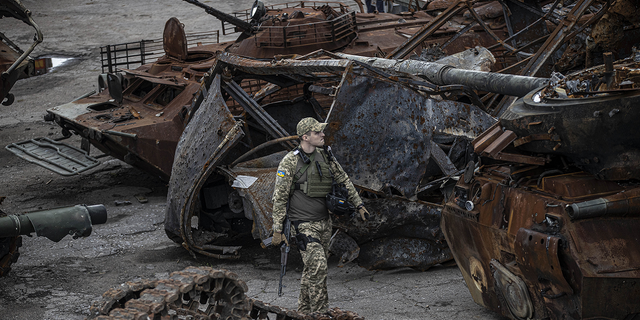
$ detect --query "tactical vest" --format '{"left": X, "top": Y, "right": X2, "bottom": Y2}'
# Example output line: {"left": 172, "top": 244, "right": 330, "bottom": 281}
{"left": 291, "top": 148, "right": 333, "bottom": 198}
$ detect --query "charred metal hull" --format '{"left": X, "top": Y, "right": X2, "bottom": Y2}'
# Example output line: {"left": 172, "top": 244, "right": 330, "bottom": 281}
{"left": 501, "top": 61, "right": 640, "bottom": 181}
{"left": 441, "top": 55, "right": 640, "bottom": 318}
{"left": 441, "top": 167, "right": 640, "bottom": 319}
{"left": 332, "top": 197, "right": 451, "bottom": 270}
{"left": 163, "top": 51, "right": 495, "bottom": 268}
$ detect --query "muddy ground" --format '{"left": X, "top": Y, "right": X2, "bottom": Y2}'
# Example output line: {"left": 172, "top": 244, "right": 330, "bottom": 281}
{"left": 0, "top": 1, "right": 504, "bottom": 319}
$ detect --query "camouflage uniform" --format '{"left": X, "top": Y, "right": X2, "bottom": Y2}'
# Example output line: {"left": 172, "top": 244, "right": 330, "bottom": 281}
{"left": 272, "top": 120, "right": 362, "bottom": 314}
{"left": 272, "top": 149, "right": 362, "bottom": 233}
{"left": 296, "top": 218, "right": 332, "bottom": 314}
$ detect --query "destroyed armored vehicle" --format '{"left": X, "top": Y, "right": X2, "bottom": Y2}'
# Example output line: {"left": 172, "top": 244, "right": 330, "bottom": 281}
{"left": 0, "top": 0, "right": 42, "bottom": 106}
{"left": 440, "top": 54, "right": 640, "bottom": 319}
{"left": 5, "top": 0, "right": 514, "bottom": 268}
{"left": 8, "top": 0, "right": 621, "bottom": 269}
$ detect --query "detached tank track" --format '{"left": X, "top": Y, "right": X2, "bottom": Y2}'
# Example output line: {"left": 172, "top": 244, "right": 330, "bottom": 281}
{"left": 89, "top": 266, "right": 363, "bottom": 320}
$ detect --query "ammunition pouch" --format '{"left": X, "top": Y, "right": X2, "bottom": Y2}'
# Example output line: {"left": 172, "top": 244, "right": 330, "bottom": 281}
{"left": 291, "top": 220, "right": 320, "bottom": 251}
{"left": 304, "top": 160, "right": 333, "bottom": 197}
{"left": 290, "top": 148, "right": 333, "bottom": 197}
{"left": 295, "top": 232, "right": 320, "bottom": 251}
{"left": 326, "top": 182, "right": 354, "bottom": 215}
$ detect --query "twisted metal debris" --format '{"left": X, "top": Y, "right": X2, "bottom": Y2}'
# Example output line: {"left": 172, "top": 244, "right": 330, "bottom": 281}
{"left": 89, "top": 266, "right": 363, "bottom": 320}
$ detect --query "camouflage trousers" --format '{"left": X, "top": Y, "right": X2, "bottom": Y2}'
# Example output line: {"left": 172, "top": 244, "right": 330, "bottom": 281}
{"left": 295, "top": 217, "right": 332, "bottom": 314}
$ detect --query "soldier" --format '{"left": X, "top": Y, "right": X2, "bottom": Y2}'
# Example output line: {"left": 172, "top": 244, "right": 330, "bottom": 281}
{"left": 365, "top": 0, "right": 385, "bottom": 13}
{"left": 271, "top": 117, "right": 369, "bottom": 314}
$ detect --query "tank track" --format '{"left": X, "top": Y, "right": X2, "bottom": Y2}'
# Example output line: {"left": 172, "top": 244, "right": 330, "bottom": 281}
{"left": 89, "top": 266, "right": 364, "bottom": 320}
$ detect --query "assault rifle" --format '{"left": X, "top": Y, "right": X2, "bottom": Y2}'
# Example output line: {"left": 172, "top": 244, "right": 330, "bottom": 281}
{"left": 278, "top": 217, "right": 291, "bottom": 296}
{"left": 260, "top": 216, "right": 291, "bottom": 296}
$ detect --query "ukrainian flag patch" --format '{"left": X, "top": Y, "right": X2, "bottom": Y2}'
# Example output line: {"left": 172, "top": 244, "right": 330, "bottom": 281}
{"left": 338, "top": 200, "right": 345, "bottom": 204}
{"left": 277, "top": 170, "right": 285, "bottom": 177}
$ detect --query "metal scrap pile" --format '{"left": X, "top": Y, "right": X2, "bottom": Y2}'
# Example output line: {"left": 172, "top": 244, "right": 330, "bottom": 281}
{"left": 164, "top": 49, "right": 498, "bottom": 269}
{"left": 9, "top": 0, "right": 640, "bottom": 273}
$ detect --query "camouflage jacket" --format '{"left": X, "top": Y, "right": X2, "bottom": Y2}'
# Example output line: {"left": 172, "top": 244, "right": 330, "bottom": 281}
{"left": 272, "top": 147, "right": 362, "bottom": 233}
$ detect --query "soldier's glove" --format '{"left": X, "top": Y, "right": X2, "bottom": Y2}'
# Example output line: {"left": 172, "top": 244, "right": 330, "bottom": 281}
{"left": 357, "top": 205, "right": 370, "bottom": 221}
{"left": 273, "top": 232, "right": 288, "bottom": 246}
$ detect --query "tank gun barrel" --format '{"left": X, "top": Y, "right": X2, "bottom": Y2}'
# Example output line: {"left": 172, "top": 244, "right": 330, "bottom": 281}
{"left": 182, "top": 0, "right": 252, "bottom": 32}
{"left": 335, "top": 53, "right": 549, "bottom": 97}
{"left": 0, "top": 204, "right": 107, "bottom": 242}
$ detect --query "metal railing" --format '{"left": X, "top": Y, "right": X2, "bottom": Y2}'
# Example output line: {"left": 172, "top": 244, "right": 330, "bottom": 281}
{"left": 100, "top": 30, "right": 220, "bottom": 73}
{"left": 222, "top": 1, "right": 352, "bottom": 35}
{"left": 254, "top": 11, "right": 356, "bottom": 49}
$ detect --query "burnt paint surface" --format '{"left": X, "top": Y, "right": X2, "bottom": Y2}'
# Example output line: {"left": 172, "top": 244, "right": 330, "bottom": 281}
{"left": 325, "top": 68, "right": 495, "bottom": 197}
{"left": 441, "top": 166, "right": 640, "bottom": 319}
{"left": 333, "top": 197, "right": 451, "bottom": 270}
{"left": 165, "top": 75, "right": 240, "bottom": 242}
{"left": 502, "top": 90, "right": 640, "bottom": 181}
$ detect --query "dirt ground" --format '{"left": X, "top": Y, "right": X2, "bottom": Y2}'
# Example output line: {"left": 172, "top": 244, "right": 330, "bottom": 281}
{"left": 0, "top": 1, "right": 505, "bottom": 319}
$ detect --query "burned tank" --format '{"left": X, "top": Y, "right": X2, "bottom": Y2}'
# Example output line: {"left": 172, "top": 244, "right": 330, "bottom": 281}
{"left": 440, "top": 54, "right": 640, "bottom": 319}
{"left": 7, "top": 0, "right": 521, "bottom": 268}
{"left": 25, "top": 0, "right": 535, "bottom": 180}
{"left": 8, "top": 0, "right": 612, "bottom": 269}
{"left": 0, "top": 202, "right": 107, "bottom": 276}
{"left": 0, "top": 0, "right": 42, "bottom": 106}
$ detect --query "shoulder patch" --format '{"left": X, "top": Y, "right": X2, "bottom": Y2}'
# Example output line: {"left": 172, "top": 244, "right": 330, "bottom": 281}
{"left": 277, "top": 170, "right": 286, "bottom": 177}
{"left": 293, "top": 149, "right": 300, "bottom": 155}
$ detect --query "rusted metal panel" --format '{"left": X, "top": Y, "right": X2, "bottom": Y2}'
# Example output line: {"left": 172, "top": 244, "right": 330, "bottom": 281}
{"left": 481, "top": 130, "right": 516, "bottom": 157}
{"left": 539, "top": 172, "right": 623, "bottom": 200}
{"left": 165, "top": 75, "right": 244, "bottom": 258}
{"left": 163, "top": 17, "right": 188, "bottom": 61}
{"left": 514, "top": 228, "right": 573, "bottom": 294}
{"left": 492, "top": 151, "right": 547, "bottom": 166}
{"left": 581, "top": 277, "right": 640, "bottom": 319}
{"left": 570, "top": 218, "right": 640, "bottom": 277}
